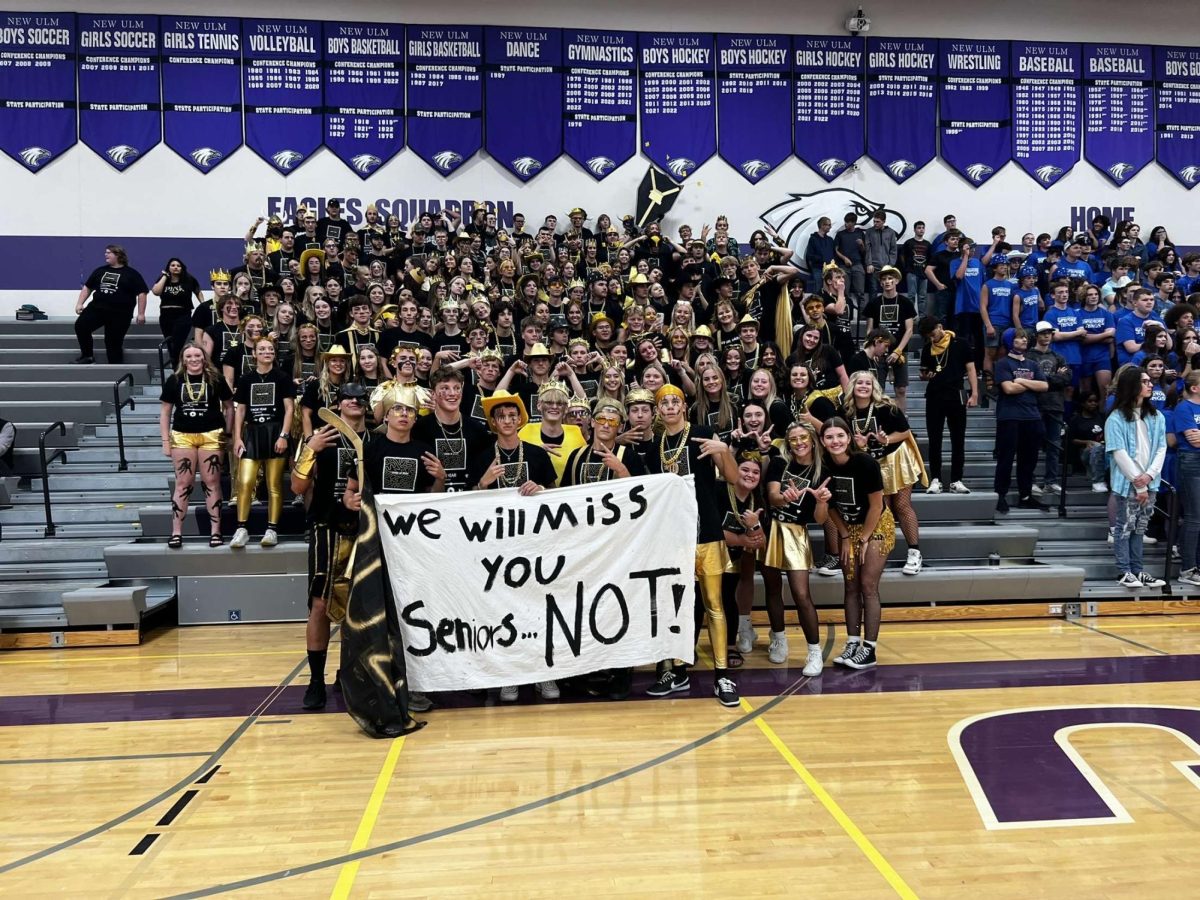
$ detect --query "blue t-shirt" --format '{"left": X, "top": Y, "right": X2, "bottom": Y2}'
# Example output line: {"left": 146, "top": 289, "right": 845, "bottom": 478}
{"left": 1056, "top": 258, "right": 1093, "bottom": 282}
{"left": 995, "top": 355, "right": 1045, "bottom": 421}
{"left": 1078, "top": 306, "right": 1115, "bottom": 361}
{"left": 983, "top": 278, "right": 1014, "bottom": 329}
{"left": 1175, "top": 399, "right": 1200, "bottom": 453}
{"left": 954, "top": 257, "right": 984, "bottom": 315}
{"left": 1043, "top": 305, "right": 1083, "bottom": 366}
{"left": 1115, "top": 311, "right": 1164, "bottom": 365}
{"left": 1015, "top": 288, "right": 1042, "bottom": 328}
{"left": 1178, "top": 274, "right": 1199, "bottom": 296}
{"left": 1149, "top": 383, "right": 1168, "bottom": 411}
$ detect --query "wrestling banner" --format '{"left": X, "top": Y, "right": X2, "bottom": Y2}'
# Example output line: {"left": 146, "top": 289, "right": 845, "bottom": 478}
{"left": 938, "top": 39, "right": 1010, "bottom": 188}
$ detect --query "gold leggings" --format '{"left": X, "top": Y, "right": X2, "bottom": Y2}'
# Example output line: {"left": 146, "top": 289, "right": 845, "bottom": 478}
{"left": 235, "top": 457, "right": 287, "bottom": 527}
{"left": 698, "top": 573, "right": 728, "bottom": 670}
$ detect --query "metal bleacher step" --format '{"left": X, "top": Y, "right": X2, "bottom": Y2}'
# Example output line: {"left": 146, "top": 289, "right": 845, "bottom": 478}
{"left": 0, "top": 363, "right": 152, "bottom": 383}
{"left": 0, "top": 579, "right": 109, "bottom": 609}
{"left": 0, "top": 560, "right": 109, "bottom": 582}
{"left": 0, "top": 538, "right": 118, "bottom": 564}
{"left": 1, "top": 400, "right": 112, "bottom": 425}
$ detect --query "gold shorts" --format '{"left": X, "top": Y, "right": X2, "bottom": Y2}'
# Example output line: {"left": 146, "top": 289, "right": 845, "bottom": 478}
{"left": 695, "top": 540, "right": 731, "bottom": 578}
{"left": 880, "top": 441, "right": 923, "bottom": 495}
{"left": 763, "top": 520, "right": 814, "bottom": 571}
{"left": 170, "top": 428, "right": 224, "bottom": 452}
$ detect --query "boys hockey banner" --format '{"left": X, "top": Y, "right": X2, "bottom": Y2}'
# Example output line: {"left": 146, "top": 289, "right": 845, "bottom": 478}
{"left": 242, "top": 18, "right": 322, "bottom": 174}
{"left": 1154, "top": 46, "right": 1200, "bottom": 190}
{"left": 1084, "top": 43, "right": 1153, "bottom": 186}
{"left": 374, "top": 474, "right": 698, "bottom": 692}
{"left": 717, "top": 33, "right": 791, "bottom": 184}
{"left": 484, "top": 27, "right": 562, "bottom": 182}
{"left": 406, "top": 25, "right": 482, "bottom": 176}
{"left": 1011, "top": 41, "right": 1081, "bottom": 188}
{"left": 792, "top": 35, "right": 864, "bottom": 182}
{"left": 160, "top": 16, "right": 242, "bottom": 174}
{"left": 77, "top": 13, "right": 160, "bottom": 171}
{"left": 322, "top": 21, "right": 404, "bottom": 179}
{"left": 639, "top": 32, "right": 715, "bottom": 180}
{"left": 866, "top": 37, "right": 937, "bottom": 184}
{"left": 563, "top": 28, "right": 636, "bottom": 181}
{"left": 0, "top": 12, "right": 76, "bottom": 173}
{"left": 938, "top": 39, "right": 1010, "bottom": 188}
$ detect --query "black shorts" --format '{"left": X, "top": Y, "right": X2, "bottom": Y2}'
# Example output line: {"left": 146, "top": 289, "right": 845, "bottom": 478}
{"left": 308, "top": 524, "right": 353, "bottom": 607}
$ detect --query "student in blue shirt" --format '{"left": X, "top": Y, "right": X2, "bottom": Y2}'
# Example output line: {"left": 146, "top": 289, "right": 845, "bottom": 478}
{"left": 1115, "top": 288, "right": 1166, "bottom": 366}
{"left": 954, "top": 238, "right": 987, "bottom": 380}
{"left": 1042, "top": 280, "right": 1086, "bottom": 389}
{"left": 1173, "top": 371, "right": 1200, "bottom": 585}
{"left": 979, "top": 255, "right": 1015, "bottom": 385}
{"left": 1053, "top": 237, "right": 1094, "bottom": 284}
{"left": 1015, "top": 266, "right": 1043, "bottom": 329}
{"left": 1076, "top": 282, "right": 1115, "bottom": 399}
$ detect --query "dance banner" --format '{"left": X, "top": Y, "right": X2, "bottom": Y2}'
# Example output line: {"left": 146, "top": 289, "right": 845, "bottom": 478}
{"left": 242, "top": 18, "right": 322, "bottom": 174}
{"left": 717, "top": 33, "right": 791, "bottom": 184}
{"left": 161, "top": 16, "right": 242, "bottom": 173}
{"left": 77, "top": 13, "right": 160, "bottom": 171}
{"left": 0, "top": 12, "right": 75, "bottom": 173}
{"left": 639, "top": 32, "right": 715, "bottom": 180}
{"left": 375, "top": 474, "right": 697, "bottom": 692}
{"left": 1084, "top": 44, "right": 1153, "bottom": 186}
{"left": 563, "top": 29, "right": 636, "bottom": 181}
{"left": 484, "top": 27, "right": 562, "bottom": 182}
{"left": 406, "top": 25, "right": 482, "bottom": 176}
{"left": 1011, "top": 41, "right": 1081, "bottom": 188}
{"left": 1154, "top": 47, "right": 1200, "bottom": 190}
{"left": 866, "top": 37, "right": 937, "bottom": 184}
{"left": 323, "top": 22, "right": 404, "bottom": 179}
{"left": 938, "top": 39, "right": 1010, "bottom": 187}
{"left": 792, "top": 36, "right": 864, "bottom": 181}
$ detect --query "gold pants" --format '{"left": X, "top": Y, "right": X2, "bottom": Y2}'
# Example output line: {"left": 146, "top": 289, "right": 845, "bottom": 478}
{"left": 235, "top": 456, "right": 287, "bottom": 526}
{"left": 695, "top": 541, "right": 729, "bottom": 669}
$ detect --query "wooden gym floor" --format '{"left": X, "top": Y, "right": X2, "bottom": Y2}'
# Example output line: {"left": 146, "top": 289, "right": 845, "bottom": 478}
{"left": 4, "top": 616, "right": 1200, "bottom": 897}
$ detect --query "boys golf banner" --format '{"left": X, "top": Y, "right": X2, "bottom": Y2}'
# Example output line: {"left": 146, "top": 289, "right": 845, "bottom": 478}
{"left": 374, "top": 474, "right": 698, "bottom": 692}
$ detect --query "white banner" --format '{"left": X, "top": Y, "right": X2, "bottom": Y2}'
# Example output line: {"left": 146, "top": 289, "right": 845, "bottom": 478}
{"left": 374, "top": 473, "right": 698, "bottom": 691}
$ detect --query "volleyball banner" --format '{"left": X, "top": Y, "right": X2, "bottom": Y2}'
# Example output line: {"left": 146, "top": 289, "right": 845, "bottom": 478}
{"left": 160, "top": 16, "right": 242, "bottom": 174}
{"left": 242, "top": 18, "right": 323, "bottom": 174}
{"left": 938, "top": 39, "right": 1010, "bottom": 188}
{"left": 1083, "top": 43, "right": 1153, "bottom": 187}
{"left": 374, "top": 474, "right": 697, "bottom": 692}
{"left": 716, "top": 33, "right": 790, "bottom": 184}
{"left": 866, "top": 37, "right": 937, "bottom": 184}
{"left": 322, "top": 21, "right": 404, "bottom": 179}
{"left": 1154, "top": 46, "right": 1200, "bottom": 190}
{"left": 792, "top": 35, "right": 864, "bottom": 182}
{"left": 0, "top": 11, "right": 76, "bottom": 173}
{"left": 405, "top": 24, "right": 482, "bottom": 177}
{"left": 1011, "top": 41, "right": 1081, "bottom": 189}
{"left": 77, "top": 13, "right": 160, "bottom": 171}
{"left": 563, "top": 28, "right": 636, "bottom": 181}
{"left": 484, "top": 26, "right": 562, "bottom": 182}
{"left": 638, "top": 32, "right": 715, "bottom": 180}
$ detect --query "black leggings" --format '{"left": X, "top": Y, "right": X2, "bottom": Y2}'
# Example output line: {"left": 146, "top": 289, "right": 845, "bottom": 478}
{"left": 160, "top": 308, "right": 192, "bottom": 366}
{"left": 926, "top": 394, "right": 967, "bottom": 483}
{"left": 75, "top": 303, "right": 133, "bottom": 362}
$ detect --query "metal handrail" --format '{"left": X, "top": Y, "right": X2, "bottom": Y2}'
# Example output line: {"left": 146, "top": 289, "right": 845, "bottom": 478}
{"left": 1159, "top": 478, "right": 1179, "bottom": 592}
{"left": 39, "top": 422, "right": 68, "bottom": 537}
{"left": 156, "top": 338, "right": 171, "bottom": 385}
{"left": 112, "top": 373, "right": 136, "bottom": 471}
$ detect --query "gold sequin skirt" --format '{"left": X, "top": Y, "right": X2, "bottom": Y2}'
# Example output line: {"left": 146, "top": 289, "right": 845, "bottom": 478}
{"left": 763, "top": 520, "right": 814, "bottom": 571}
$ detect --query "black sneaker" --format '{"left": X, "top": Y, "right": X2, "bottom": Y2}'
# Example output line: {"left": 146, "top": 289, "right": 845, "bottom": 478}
{"left": 833, "top": 639, "right": 861, "bottom": 666}
{"left": 995, "top": 496, "right": 1010, "bottom": 514}
{"left": 1016, "top": 496, "right": 1041, "bottom": 510}
{"left": 646, "top": 668, "right": 680, "bottom": 697}
{"left": 302, "top": 680, "right": 327, "bottom": 710}
{"left": 843, "top": 642, "right": 877, "bottom": 670}
{"left": 72, "top": 356, "right": 95, "bottom": 365}
{"left": 816, "top": 554, "right": 841, "bottom": 576}
{"left": 714, "top": 675, "right": 740, "bottom": 707}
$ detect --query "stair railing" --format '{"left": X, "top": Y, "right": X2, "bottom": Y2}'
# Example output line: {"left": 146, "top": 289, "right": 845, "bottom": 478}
{"left": 112, "top": 373, "right": 136, "bottom": 471}
{"left": 38, "top": 422, "right": 68, "bottom": 537}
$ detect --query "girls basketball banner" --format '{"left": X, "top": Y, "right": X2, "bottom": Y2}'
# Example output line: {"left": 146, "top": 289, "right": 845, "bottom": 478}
{"left": 717, "top": 33, "right": 791, "bottom": 184}
{"left": 866, "top": 37, "right": 937, "bottom": 184}
{"left": 0, "top": 11, "right": 76, "bottom": 173}
{"left": 1154, "top": 46, "right": 1200, "bottom": 190}
{"left": 160, "top": 16, "right": 242, "bottom": 174}
{"left": 374, "top": 474, "right": 697, "bottom": 692}
{"left": 792, "top": 35, "right": 864, "bottom": 182}
{"left": 322, "top": 21, "right": 404, "bottom": 179}
{"left": 1083, "top": 43, "right": 1154, "bottom": 186}
{"left": 563, "top": 28, "right": 636, "bottom": 181}
{"left": 484, "top": 27, "right": 562, "bottom": 182}
{"left": 1011, "top": 41, "right": 1081, "bottom": 188}
{"left": 242, "top": 18, "right": 322, "bottom": 174}
{"left": 405, "top": 25, "right": 482, "bottom": 176}
{"left": 938, "top": 39, "right": 1010, "bottom": 188}
{"left": 638, "top": 32, "right": 715, "bottom": 180}
{"left": 77, "top": 13, "right": 160, "bottom": 171}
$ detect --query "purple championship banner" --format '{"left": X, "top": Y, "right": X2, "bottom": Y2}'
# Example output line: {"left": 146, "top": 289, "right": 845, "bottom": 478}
{"left": 639, "top": 32, "right": 715, "bottom": 180}
{"left": 160, "top": 17, "right": 242, "bottom": 174}
{"left": 792, "top": 35, "right": 863, "bottom": 182}
{"left": 716, "top": 33, "right": 790, "bottom": 184}
{"left": 484, "top": 27, "right": 562, "bottom": 182}
{"left": 0, "top": 12, "right": 76, "bottom": 173}
{"left": 1154, "top": 47, "right": 1200, "bottom": 189}
{"left": 938, "top": 39, "right": 1010, "bottom": 187}
{"left": 77, "top": 13, "right": 160, "bottom": 171}
{"left": 242, "top": 19, "right": 322, "bottom": 175}
{"left": 866, "top": 37, "right": 937, "bottom": 184}
{"left": 406, "top": 25, "right": 482, "bottom": 176}
{"left": 1084, "top": 44, "right": 1153, "bottom": 186}
{"left": 563, "top": 29, "right": 636, "bottom": 181}
{"left": 1011, "top": 41, "right": 1081, "bottom": 188}
{"left": 323, "top": 22, "right": 404, "bottom": 179}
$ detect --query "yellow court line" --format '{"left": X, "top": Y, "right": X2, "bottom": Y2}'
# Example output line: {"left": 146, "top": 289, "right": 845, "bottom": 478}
{"left": 874, "top": 620, "right": 1200, "bottom": 637}
{"left": 329, "top": 735, "right": 406, "bottom": 899}
{"left": 741, "top": 697, "right": 919, "bottom": 900}
{"left": 0, "top": 648, "right": 328, "bottom": 667}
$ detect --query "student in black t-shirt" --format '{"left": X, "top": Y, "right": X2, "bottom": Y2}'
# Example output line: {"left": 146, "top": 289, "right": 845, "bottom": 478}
{"left": 73, "top": 244, "right": 149, "bottom": 364}
{"left": 413, "top": 368, "right": 494, "bottom": 494}
{"left": 151, "top": 258, "right": 204, "bottom": 366}
{"left": 158, "top": 342, "right": 233, "bottom": 548}
{"left": 349, "top": 386, "right": 445, "bottom": 501}
{"left": 918, "top": 316, "right": 978, "bottom": 493}
{"left": 862, "top": 266, "right": 917, "bottom": 411}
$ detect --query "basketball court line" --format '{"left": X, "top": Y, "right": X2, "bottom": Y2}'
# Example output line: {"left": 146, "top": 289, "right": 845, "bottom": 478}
{"left": 1068, "top": 619, "right": 1170, "bottom": 655}
{"left": 0, "top": 751, "right": 213, "bottom": 766}
{"left": 329, "top": 736, "right": 407, "bottom": 899}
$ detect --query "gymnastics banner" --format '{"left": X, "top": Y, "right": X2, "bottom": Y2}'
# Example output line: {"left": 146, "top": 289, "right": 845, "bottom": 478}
{"left": 563, "top": 28, "right": 636, "bottom": 181}
{"left": 938, "top": 39, "right": 1010, "bottom": 187}
{"left": 406, "top": 25, "right": 482, "bottom": 176}
{"left": 716, "top": 33, "right": 790, "bottom": 184}
{"left": 1011, "top": 41, "right": 1081, "bottom": 188}
{"left": 484, "top": 27, "right": 562, "bottom": 182}
{"left": 322, "top": 21, "right": 404, "bottom": 179}
{"left": 639, "top": 32, "right": 715, "bottom": 180}
{"left": 0, "top": 11, "right": 76, "bottom": 173}
{"left": 792, "top": 35, "right": 864, "bottom": 182}
{"left": 1154, "top": 46, "right": 1200, "bottom": 190}
{"left": 375, "top": 474, "right": 697, "bottom": 692}
{"left": 1083, "top": 44, "right": 1154, "bottom": 186}
{"left": 160, "top": 16, "right": 242, "bottom": 174}
{"left": 77, "top": 13, "right": 160, "bottom": 171}
{"left": 866, "top": 37, "right": 937, "bottom": 184}
{"left": 242, "top": 18, "right": 322, "bottom": 174}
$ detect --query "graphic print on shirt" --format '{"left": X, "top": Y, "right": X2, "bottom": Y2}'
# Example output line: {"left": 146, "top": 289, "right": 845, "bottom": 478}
{"left": 249, "top": 382, "right": 276, "bottom": 423}
{"left": 831, "top": 474, "right": 857, "bottom": 510}
{"left": 435, "top": 437, "right": 466, "bottom": 472}
{"left": 382, "top": 456, "right": 418, "bottom": 492}
{"left": 335, "top": 447, "right": 357, "bottom": 500}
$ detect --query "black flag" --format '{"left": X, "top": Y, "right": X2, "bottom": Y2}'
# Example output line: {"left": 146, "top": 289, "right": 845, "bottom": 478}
{"left": 635, "top": 166, "right": 683, "bottom": 228}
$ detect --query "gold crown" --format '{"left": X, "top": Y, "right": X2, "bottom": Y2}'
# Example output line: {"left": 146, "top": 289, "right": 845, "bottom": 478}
{"left": 209, "top": 268, "right": 230, "bottom": 283}
{"left": 244, "top": 241, "right": 261, "bottom": 256}
{"left": 477, "top": 348, "right": 504, "bottom": 362}
{"left": 625, "top": 387, "right": 656, "bottom": 406}
{"left": 538, "top": 379, "right": 570, "bottom": 399}
{"left": 567, "top": 278, "right": 586, "bottom": 291}
{"left": 567, "top": 337, "right": 590, "bottom": 351}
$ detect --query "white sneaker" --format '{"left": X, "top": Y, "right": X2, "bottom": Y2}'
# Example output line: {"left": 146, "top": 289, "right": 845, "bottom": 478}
{"left": 926, "top": 478, "right": 943, "bottom": 495}
{"left": 1142, "top": 535, "right": 1158, "bottom": 545}
{"left": 802, "top": 646, "right": 824, "bottom": 677}
{"left": 1107, "top": 533, "right": 1114, "bottom": 544}
{"left": 535, "top": 680, "right": 560, "bottom": 700}
{"left": 767, "top": 631, "right": 789, "bottom": 664}
{"left": 1138, "top": 572, "right": 1166, "bottom": 589}
{"left": 902, "top": 548, "right": 923, "bottom": 575}
{"left": 1117, "top": 572, "right": 1141, "bottom": 589}
{"left": 260, "top": 527, "right": 278, "bottom": 547}
{"left": 1030, "top": 484, "right": 1043, "bottom": 496}
{"left": 1177, "top": 568, "right": 1200, "bottom": 586}
{"left": 1044, "top": 483, "right": 1062, "bottom": 494}
{"left": 735, "top": 617, "right": 757, "bottom": 654}
{"left": 1092, "top": 482, "right": 1108, "bottom": 493}
{"left": 949, "top": 481, "right": 972, "bottom": 494}
{"left": 499, "top": 685, "right": 519, "bottom": 702}
{"left": 230, "top": 527, "right": 249, "bottom": 549}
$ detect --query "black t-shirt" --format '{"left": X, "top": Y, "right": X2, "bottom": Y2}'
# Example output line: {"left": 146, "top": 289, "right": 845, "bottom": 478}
{"left": 561, "top": 443, "right": 646, "bottom": 486}
{"left": 158, "top": 275, "right": 199, "bottom": 312}
{"left": 645, "top": 423, "right": 726, "bottom": 544}
{"left": 412, "top": 414, "right": 495, "bottom": 493}
{"left": 363, "top": 434, "right": 437, "bottom": 495}
{"left": 234, "top": 368, "right": 295, "bottom": 426}
{"left": 85, "top": 265, "right": 148, "bottom": 309}
{"left": 824, "top": 452, "right": 883, "bottom": 525}
{"left": 378, "top": 326, "right": 433, "bottom": 361}
{"left": 753, "top": 280, "right": 786, "bottom": 344}
{"left": 160, "top": 374, "right": 232, "bottom": 432}
{"left": 309, "top": 430, "right": 371, "bottom": 532}
{"left": 809, "top": 349, "right": 844, "bottom": 393}
{"left": 468, "top": 440, "right": 557, "bottom": 490}
{"left": 931, "top": 249, "right": 958, "bottom": 289}
{"left": 765, "top": 455, "right": 820, "bottom": 525}
{"left": 862, "top": 293, "right": 917, "bottom": 342}
{"left": 190, "top": 299, "right": 221, "bottom": 333}
{"left": 920, "top": 336, "right": 973, "bottom": 400}
{"left": 205, "top": 324, "right": 242, "bottom": 362}
{"left": 1068, "top": 412, "right": 1105, "bottom": 466}
{"left": 220, "top": 344, "right": 258, "bottom": 378}
{"left": 432, "top": 331, "right": 470, "bottom": 358}
{"left": 716, "top": 483, "right": 758, "bottom": 561}
{"left": 847, "top": 402, "right": 909, "bottom": 460}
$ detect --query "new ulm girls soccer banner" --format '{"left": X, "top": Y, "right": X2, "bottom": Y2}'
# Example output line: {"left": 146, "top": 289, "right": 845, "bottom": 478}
{"left": 716, "top": 33, "right": 791, "bottom": 184}
{"left": 484, "top": 27, "right": 563, "bottom": 182}
{"left": 160, "top": 16, "right": 242, "bottom": 174}
{"left": 639, "top": 32, "right": 715, "bottom": 180}
{"left": 792, "top": 35, "right": 864, "bottom": 182}
{"left": 0, "top": 11, "right": 76, "bottom": 173}
{"left": 322, "top": 21, "right": 404, "bottom": 179}
{"left": 1011, "top": 41, "right": 1081, "bottom": 188}
{"left": 405, "top": 25, "right": 482, "bottom": 176}
{"left": 1154, "top": 46, "right": 1200, "bottom": 190}
{"left": 77, "top": 13, "right": 160, "bottom": 171}
{"left": 563, "top": 28, "right": 636, "bottom": 181}
{"left": 1083, "top": 43, "right": 1154, "bottom": 186}
{"left": 866, "top": 37, "right": 937, "bottom": 184}
{"left": 242, "top": 18, "right": 323, "bottom": 174}
{"left": 938, "top": 39, "right": 1010, "bottom": 188}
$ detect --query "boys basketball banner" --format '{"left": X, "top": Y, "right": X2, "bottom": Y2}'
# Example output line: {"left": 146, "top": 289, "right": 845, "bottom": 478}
{"left": 563, "top": 28, "right": 636, "bottom": 181}
{"left": 374, "top": 474, "right": 698, "bottom": 692}
{"left": 1083, "top": 43, "right": 1153, "bottom": 186}
{"left": 322, "top": 21, "right": 404, "bottom": 179}
{"left": 792, "top": 35, "right": 864, "bottom": 182}
{"left": 1154, "top": 46, "right": 1200, "bottom": 190}
{"left": 938, "top": 39, "right": 1010, "bottom": 188}
{"left": 0, "top": 11, "right": 76, "bottom": 173}
{"left": 638, "top": 32, "right": 715, "bottom": 180}
{"left": 77, "top": 13, "right": 160, "bottom": 171}
{"left": 717, "top": 33, "right": 791, "bottom": 184}
{"left": 405, "top": 25, "right": 482, "bottom": 176}
{"left": 160, "top": 16, "right": 242, "bottom": 174}
{"left": 866, "top": 37, "right": 937, "bottom": 184}
{"left": 242, "top": 18, "right": 323, "bottom": 174}
{"left": 484, "top": 26, "right": 563, "bottom": 182}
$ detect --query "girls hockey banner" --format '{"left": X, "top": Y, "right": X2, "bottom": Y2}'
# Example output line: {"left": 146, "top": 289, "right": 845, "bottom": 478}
{"left": 1011, "top": 41, "right": 1081, "bottom": 189}
{"left": 638, "top": 32, "right": 715, "bottom": 180}
{"left": 77, "top": 13, "right": 160, "bottom": 171}
{"left": 242, "top": 18, "right": 322, "bottom": 175}
{"left": 866, "top": 37, "right": 937, "bottom": 184}
{"left": 1083, "top": 44, "right": 1154, "bottom": 186}
{"left": 1154, "top": 46, "right": 1200, "bottom": 190}
{"left": 322, "top": 21, "right": 404, "bottom": 179}
{"left": 405, "top": 25, "right": 482, "bottom": 176}
{"left": 792, "top": 35, "right": 864, "bottom": 182}
{"left": 938, "top": 39, "right": 1010, "bottom": 188}
{"left": 716, "top": 33, "right": 791, "bottom": 184}
{"left": 484, "top": 26, "right": 562, "bottom": 182}
{"left": 0, "top": 11, "right": 76, "bottom": 173}
{"left": 563, "top": 28, "right": 636, "bottom": 181}
{"left": 160, "top": 16, "right": 242, "bottom": 174}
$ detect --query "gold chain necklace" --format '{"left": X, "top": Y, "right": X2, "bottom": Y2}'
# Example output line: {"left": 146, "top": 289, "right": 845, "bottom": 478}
{"left": 496, "top": 442, "right": 525, "bottom": 487}
{"left": 183, "top": 374, "right": 207, "bottom": 404}
{"left": 659, "top": 423, "right": 691, "bottom": 473}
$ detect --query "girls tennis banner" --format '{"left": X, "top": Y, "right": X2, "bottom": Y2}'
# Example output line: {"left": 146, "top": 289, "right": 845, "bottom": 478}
{"left": 160, "top": 16, "right": 242, "bottom": 173}
{"left": 484, "top": 26, "right": 562, "bottom": 182}
{"left": 792, "top": 35, "right": 863, "bottom": 182}
{"left": 717, "top": 33, "right": 790, "bottom": 184}
{"left": 639, "top": 32, "right": 715, "bottom": 180}
{"left": 374, "top": 474, "right": 697, "bottom": 692}
{"left": 1155, "top": 46, "right": 1200, "bottom": 190}
{"left": 322, "top": 21, "right": 404, "bottom": 179}
{"left": 866, "top": 37, "right": 937, "bottom": 184}
{"left": 1083, "top": 43, "right": 1153, "bottom": 186}
{"left": 1011, "top": 41, "right": 1081, "bottom": 188}
{"left": 938, "top": 39, "right": 1010, "bottom": 188}
{"left": 563, "top": 28, "right": 636, "bottom": 181}
{"left": 405, "top": 25, "right": 482, "bottom": 176}
{"left": 242, "top": 18, "right": 322, "bottom": 174}
{"left": 0, "top": 12, "right": 76, "bottom": 173}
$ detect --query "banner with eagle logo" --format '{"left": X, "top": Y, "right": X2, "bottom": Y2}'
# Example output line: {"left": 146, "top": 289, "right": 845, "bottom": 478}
{"left": 405, "top": 25, "right": 482, "bottom": 177}
{"left": 77, "top": 13, "right": 160, "bottom": 171}
{"left": 716, "top": 33, "right": 790, "bottom": 184}
{"left": 563, "top": 29, "right": 636, "bottom": 181}
{"left": 638, "top": 32, "right": 715, "bottom": 180}
{"left": 160, "top": 16, "right": 242, "bottom": 174}
{"left": 484, "top": 27, "right": 562, "bottom": 183}
{"left": 792, "top": 35, "right": 864, "bottom": 183}
{"left": 866, "top": 37, "right": 938, "bottom": 184}
{"left": 938, "top": 39, "right": 1010, "bottom": 188}
{"left": 242, "top": 18, "right": 322, "bottom": 175}
{"left": 0, "top": 11, "right": 76, "bottom": 173}
{"left": 1154, "top": 46, "right": 1200, "bottom": 190}
{"left": 1083, "top": 44, "right": 1153, "bottom": 187}
{"left": 322, "top": 21, "right": 404, "bottom": 180}
{"left": 1011, "top": 41, "right": 1081, "bottom": 189}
